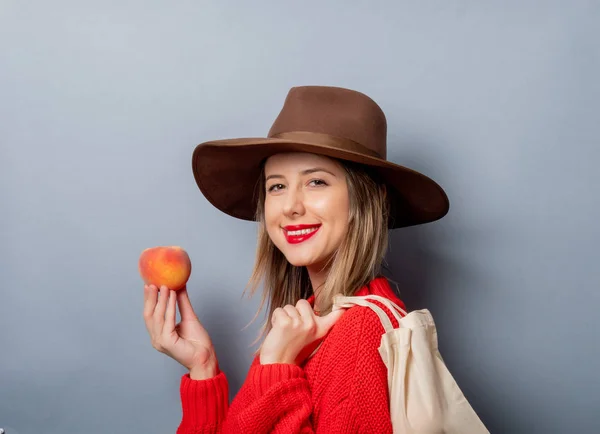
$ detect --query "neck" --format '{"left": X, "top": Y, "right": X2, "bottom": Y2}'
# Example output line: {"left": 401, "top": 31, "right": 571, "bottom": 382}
{"left": 307, "top": 264, "right": 329, "bottom": 311}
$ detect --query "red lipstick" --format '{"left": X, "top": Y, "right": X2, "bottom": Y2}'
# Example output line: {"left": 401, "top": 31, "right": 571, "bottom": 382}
{"left": 283, "top": 224, "right": 321, "bottom": 244}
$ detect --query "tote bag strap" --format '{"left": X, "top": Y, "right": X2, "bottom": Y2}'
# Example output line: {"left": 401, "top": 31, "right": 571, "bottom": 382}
{"left": 309, "top": 295, "right": 405, "bottom": 359}
{"left": 333, "top": 295, "right": 399, "bottom": 333}
{"left": 308, "top": 295, "right": 396, "bottom": 360}
{"left": 358, "top": 294, "right": 408, "bottom": 319}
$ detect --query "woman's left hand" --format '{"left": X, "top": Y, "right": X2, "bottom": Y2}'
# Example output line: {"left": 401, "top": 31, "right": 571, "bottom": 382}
{"left": 259, "top": 299, "right": 346, "bottom": 365}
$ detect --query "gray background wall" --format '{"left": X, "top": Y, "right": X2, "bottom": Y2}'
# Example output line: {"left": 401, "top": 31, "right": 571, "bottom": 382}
{"left": 1, "top": 1, "right": 598, "bottom": 433}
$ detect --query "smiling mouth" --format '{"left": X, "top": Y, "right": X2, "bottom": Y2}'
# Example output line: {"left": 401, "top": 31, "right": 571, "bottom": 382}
{"left": 283, "top": 225, "right": 321, "bottom": 244}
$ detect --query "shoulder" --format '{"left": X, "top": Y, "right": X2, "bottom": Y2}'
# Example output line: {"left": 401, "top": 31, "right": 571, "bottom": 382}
{"left": 324, "top": 306, "right": 393, "bottom": 364}
{"left": 312, "top": 302, "right": 389, "bottom": 394}
{"left": 340, "top": 276, "right": 406, "bottom": 331}
{"left": 320, "top": 276, "right": 406, "bottom": 357}
{"left": 331, "top": 300, "right": 394, "bottom": 347}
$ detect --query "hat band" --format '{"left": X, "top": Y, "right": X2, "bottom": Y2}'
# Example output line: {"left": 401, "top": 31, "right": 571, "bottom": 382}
{"left": 270, "top": 131, "right": 381, "bottom": 159}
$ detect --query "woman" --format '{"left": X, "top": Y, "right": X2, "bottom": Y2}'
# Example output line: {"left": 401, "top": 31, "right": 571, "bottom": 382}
{"left": 143, "top": 86, "right": 449, "bottom": 433}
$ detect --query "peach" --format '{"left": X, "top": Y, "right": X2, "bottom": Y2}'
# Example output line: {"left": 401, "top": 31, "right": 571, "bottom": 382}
{"left": 138, "top": 246, "right": 192, "bottom": 291}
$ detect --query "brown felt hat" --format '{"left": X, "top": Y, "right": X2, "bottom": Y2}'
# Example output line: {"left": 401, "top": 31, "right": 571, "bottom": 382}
{"left": 192, "top": 86, "right": 449, "bottom": 229}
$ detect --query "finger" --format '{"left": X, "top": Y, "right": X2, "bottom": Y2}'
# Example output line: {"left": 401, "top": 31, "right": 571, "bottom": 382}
{"left": 143, "top": 285, "right": 159, "bottom": 328}
{"left": 153, "top": 285, "right": 170, "bottom": 336}
{"left": 295, "top": 299, "right": 314, "bottom": 320}
{"left": 144, "top": 284, "right": 158, "bottom": 313}
{"left": 283, "top": 304, "right": 300, "bottom": 319}
{"left": 164, "top": 289, "right": 177, "bottom": 333}
{"left": 176, "top": 287, "right": 198, "bottom": 321}
{"left": 271, "top": 307, "right": 288, "bottom": 326}
{"left": 315, "top": 309, "right": 345, "bottom": 338}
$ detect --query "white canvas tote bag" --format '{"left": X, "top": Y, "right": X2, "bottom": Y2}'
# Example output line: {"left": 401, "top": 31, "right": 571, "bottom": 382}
{"left": 332, "top": 294, "right": 489, "bottom": 434}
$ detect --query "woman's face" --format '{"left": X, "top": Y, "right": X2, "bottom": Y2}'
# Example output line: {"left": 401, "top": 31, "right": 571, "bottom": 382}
{"left": 263, "top": 152, "right": 350, "bottom": 270}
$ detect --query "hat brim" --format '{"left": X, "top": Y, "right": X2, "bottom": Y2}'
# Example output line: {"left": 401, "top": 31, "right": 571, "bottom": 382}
{"left": 192, "top": 137, "right": 449, "bottom": 229}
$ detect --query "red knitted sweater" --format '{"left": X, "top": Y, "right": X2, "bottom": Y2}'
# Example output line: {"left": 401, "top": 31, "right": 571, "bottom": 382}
{"left": 176, "top": 276, "right": 405, "bottom": 433}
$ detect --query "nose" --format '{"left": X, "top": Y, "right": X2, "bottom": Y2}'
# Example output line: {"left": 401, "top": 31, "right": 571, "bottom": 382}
{"left": 282, "top": 185, "right": 305, "bottom": 218}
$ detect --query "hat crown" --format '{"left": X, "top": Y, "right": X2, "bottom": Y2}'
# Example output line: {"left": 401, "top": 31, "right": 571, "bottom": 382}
{"left": 268, "top": 86, "right": 388, "bottom": 159}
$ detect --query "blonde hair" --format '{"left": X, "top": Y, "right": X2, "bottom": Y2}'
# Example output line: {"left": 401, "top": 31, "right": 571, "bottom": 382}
{"left": 243, "top": 158, "right": 390, "bottom": 347}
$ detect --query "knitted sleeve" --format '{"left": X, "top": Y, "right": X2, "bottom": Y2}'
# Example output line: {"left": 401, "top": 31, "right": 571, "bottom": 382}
{"left": 176, "top": 370, "right": 230, "bottom": 434}
{"left": 176, "top": 358, "right": 313, "bottom": 433}
{"left": 176, "top": 305, "right": 395, "bottom": 433}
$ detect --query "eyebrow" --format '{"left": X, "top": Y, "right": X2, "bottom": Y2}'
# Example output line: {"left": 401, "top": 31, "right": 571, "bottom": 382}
{"left": 265, "top": 167, "right": 337, "bottom": 182}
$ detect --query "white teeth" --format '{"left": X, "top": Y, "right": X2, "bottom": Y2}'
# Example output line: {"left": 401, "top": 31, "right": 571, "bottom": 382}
{"left": 287, "top": 227, "right": 318, "bottom": 236}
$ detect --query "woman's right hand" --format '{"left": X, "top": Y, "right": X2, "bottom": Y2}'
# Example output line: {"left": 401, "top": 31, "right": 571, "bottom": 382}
{"left": 143, "top": 284, "right": 218, "bottom": 379}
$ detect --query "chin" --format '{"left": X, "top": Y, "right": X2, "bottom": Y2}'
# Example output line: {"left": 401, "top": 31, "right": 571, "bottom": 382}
{"left": 284, "top": 249, "right": 335, "bottom": 270}
{"left": 278, "top": 249, "right": 319, "bottom": 268}
{"left": 283, "top": 254, "right": 315, "bottom": 267}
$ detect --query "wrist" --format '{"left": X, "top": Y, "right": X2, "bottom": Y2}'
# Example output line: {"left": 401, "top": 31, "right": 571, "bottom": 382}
{"left": 189, "top": 360, "right": 218, "bottom": 380}
{"left": 259, "top": 354, "right": 296, "bottom": 365}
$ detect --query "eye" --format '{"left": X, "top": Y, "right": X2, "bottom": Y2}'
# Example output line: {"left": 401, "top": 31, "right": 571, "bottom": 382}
{"left": 267, "top": 183, "right": 285, "bottom": 192}
{"left": 308, "top": 179, "right": 328, "bottom": 187}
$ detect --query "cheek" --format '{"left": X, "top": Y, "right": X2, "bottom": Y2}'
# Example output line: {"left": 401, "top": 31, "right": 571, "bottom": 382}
{"left": 263, "top": 198, "right": 276, "bottom": 223}
{"left": 263, "top": 199, "right": 280, "bottom": 238}
{"left": 320, "top": 193, "right": 349, "bottom": 224}
{"left": 331, "top": 216, "right": 350, "bottom": 246}
{"left": 333, "top": 194, "right": 351, "bottom": 240}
